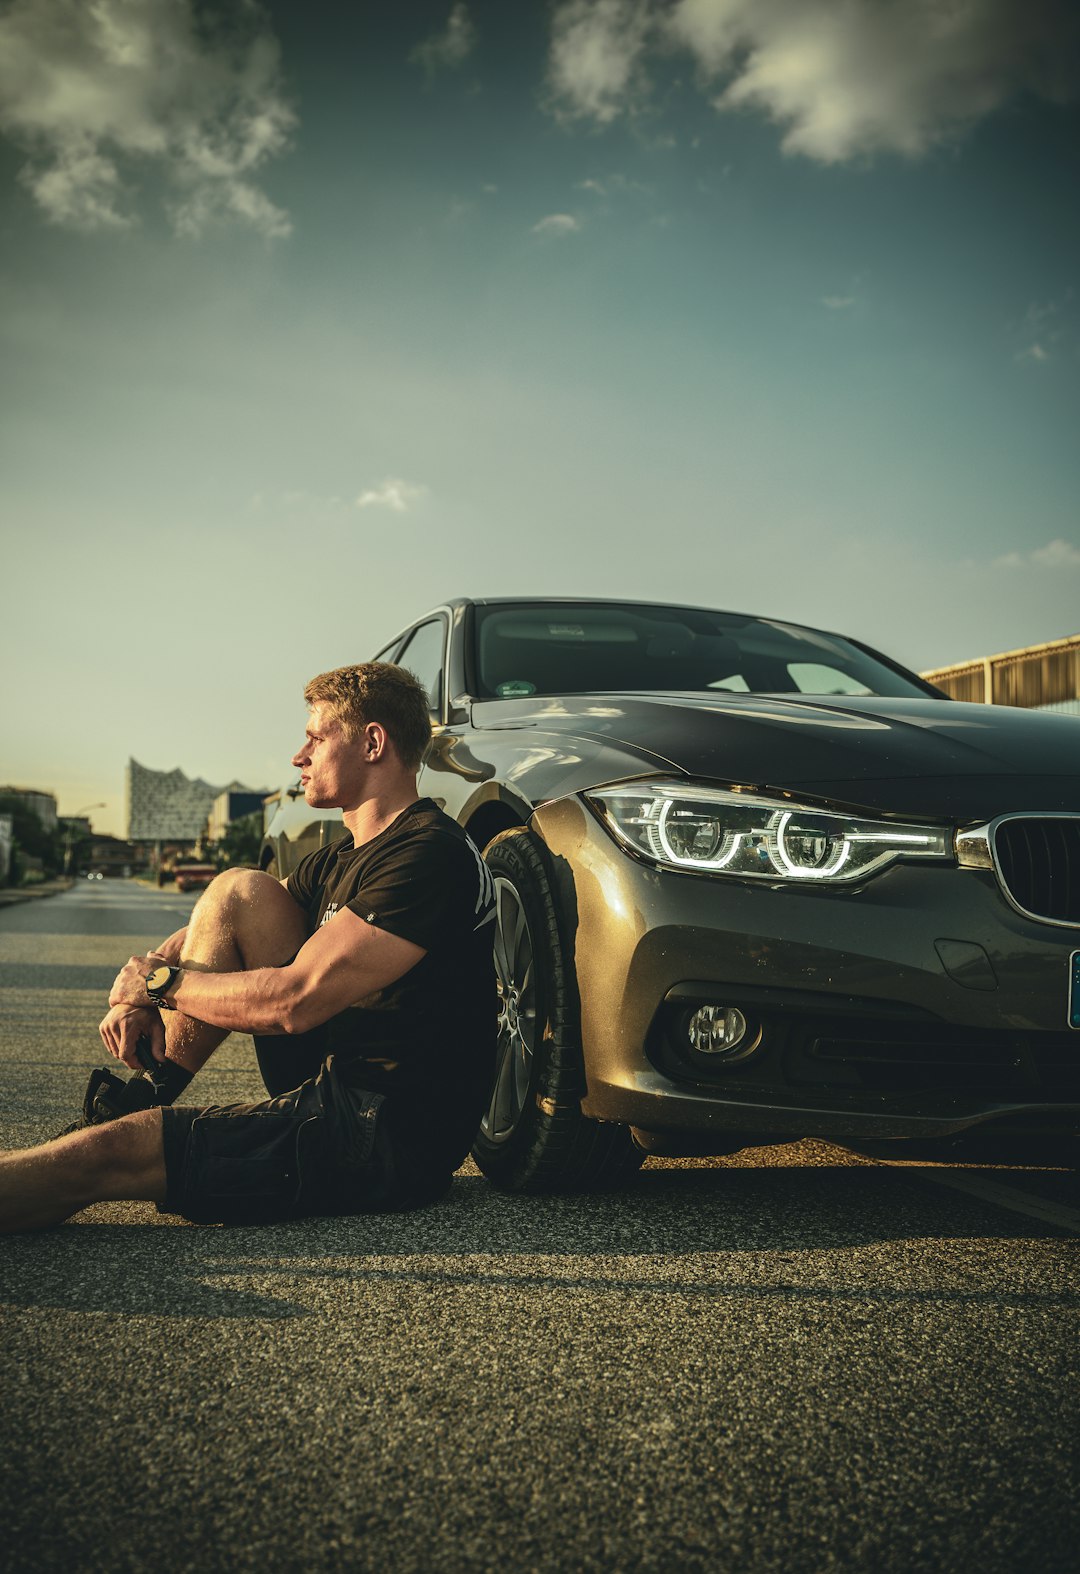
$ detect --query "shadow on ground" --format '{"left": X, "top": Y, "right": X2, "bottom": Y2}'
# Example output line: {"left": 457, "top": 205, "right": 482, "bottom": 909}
{"left": 1, "top": 1165, "right": 1075, "bottom": 1322}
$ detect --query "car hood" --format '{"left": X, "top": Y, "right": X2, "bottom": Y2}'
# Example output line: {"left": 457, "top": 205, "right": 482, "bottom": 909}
{"left": 469, "top": 692, "right": 1080, "bottom": 818}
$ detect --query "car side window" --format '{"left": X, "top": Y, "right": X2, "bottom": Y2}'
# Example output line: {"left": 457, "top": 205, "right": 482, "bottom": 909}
{"left": 396, "top": 618, "right": 446, "bottom": 715}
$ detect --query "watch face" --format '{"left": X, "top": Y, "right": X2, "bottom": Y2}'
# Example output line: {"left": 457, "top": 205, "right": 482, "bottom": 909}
{"left": 146, "top": 966, "right": 172, "bottom": 994}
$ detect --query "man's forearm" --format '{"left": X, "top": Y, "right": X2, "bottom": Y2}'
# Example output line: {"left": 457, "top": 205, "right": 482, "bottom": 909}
{"left": 113, "top": 905, "right": 413, "bottom": 1038}
{"left": 164, "top": 965, "right": 305, "bottom": 1036}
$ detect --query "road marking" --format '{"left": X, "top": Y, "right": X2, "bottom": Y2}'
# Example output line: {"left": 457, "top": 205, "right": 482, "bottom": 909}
{"left": 899, "top": 1168, "right": 1080, "bottom": 1235}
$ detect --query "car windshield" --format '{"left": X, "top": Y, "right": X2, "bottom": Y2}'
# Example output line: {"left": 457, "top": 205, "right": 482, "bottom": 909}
{"left": 473, "top": 602, "right": 936, "bottom": 701}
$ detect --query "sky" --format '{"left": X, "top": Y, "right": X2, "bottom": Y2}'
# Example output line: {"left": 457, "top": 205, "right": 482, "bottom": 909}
{"left": 1, "top": 0, "right": 1078, "bottom": 837}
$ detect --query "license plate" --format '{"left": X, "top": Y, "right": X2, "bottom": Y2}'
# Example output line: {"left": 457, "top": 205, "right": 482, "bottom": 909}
{"left": 1070, "top": 951, "right": 1080, "bottom": 1030}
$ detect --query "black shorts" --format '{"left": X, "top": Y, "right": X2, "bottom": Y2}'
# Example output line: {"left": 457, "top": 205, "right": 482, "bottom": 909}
{"left": 159, "top": 1055, "right": 451, "bottom": 1226}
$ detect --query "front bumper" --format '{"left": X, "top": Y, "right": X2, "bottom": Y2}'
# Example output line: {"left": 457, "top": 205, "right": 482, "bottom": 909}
{"left": 530, "top": 795, "right": 1080, "bottom": 1143}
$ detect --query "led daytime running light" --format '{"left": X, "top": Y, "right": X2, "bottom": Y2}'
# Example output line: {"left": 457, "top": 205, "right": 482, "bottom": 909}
{"left": 588, "top": 781, "right": 952, "bottom": 886}
{"left": 767, "top": 811, "right": 851, "bottom": 880}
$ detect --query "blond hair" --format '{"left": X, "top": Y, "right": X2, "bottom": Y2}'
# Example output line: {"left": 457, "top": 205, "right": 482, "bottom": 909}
{"left": 303, "top": 662, "right": 432, "bottom": 770}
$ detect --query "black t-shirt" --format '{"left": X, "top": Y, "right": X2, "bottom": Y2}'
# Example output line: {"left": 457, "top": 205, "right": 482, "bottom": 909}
{"left": 286, "top": 798, "right": 496, "bottom": 1170}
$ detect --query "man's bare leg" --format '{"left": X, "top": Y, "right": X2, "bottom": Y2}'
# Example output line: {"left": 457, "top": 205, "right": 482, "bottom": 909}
{"left": 0, "top": 1111, "right": 165, "bottom": 1233}
{"left": 159, "top": 869, "right": 310, "bottom": 1077}
{"left": 2, "top": 873, "right": 311, "bottom": 1230}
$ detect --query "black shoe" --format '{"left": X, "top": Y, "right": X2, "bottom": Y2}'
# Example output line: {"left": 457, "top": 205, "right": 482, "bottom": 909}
{"left": 54, "top": 1066, "right": 165, "bottom": 1137}
{"left": 53, "top": 1035, "right": 191, "bottom": 1138}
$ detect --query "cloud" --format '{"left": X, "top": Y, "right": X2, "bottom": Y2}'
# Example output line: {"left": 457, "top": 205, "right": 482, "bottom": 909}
{"left": 994, "top": 538, "right": 1080, "bottom": 570}
{"left": 0, "top": 0, "right": 295, "bottom": 236}
{"left": 531, "top": 212, "right": 581, "bottom": 235}
{"left": 576, "top": 172, "right": 650, "bottom": 197}
{"left": 546, "top": 0, "right": 654, "bottom": 124}
{"left": 1032, "top": 539, "right": 1080, "bottom": 568}
{"left": 27, "top": 140, "right": 134, "bottom": 231}
{"left": 411, "top": 4, "right": 476, "bottom": 75}
{"left": 355, "top": 479, "right": 427, "bottom": 513}
{"left": 545, "top": 0, "right": 1080, "bottom": 162}
{"left": 1013, "top": 293, "right": 1073, "bottom": 361}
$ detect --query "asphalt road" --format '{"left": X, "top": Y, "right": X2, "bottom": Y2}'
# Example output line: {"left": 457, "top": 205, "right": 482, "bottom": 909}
{"left": 1, "top": 881, "right": 1077, "bottom": 1574}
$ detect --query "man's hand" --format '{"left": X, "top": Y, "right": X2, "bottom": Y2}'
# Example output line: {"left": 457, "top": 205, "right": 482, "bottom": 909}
{"left": 107, "top": 953, "right": 171, "bottom": 1065}
{"left": 99, "top": 1004, "right": 165, "bottom": 1069}
{"left": 103, "top": 938, "right": 185, "bottom": 1070}
{"left": 110, "top": 952, "right": 165, "bottom": 1010}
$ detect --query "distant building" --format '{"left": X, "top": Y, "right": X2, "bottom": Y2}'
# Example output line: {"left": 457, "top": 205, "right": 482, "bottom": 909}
{"left": 126, "top": 760, "right": 267, "bottom": 844}
{"left": 85, "top": 835, "right": 139, "bottom": 877}
{"left": 0, "top": 814, "right": 11, "bottom": 884}
{"left": 206, "top": 789, "right": 270, "bottom": 844}
{"left": 0, "top": 787, "right": 58, "bottom": 831}
{"left": 922, "top": 634, "right": 1080, "bottom": 714}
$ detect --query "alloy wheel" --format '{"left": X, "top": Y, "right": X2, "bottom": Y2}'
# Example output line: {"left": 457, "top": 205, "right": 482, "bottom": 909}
{"left": 481, "top": 875, "right": 537, "bottom": 1142}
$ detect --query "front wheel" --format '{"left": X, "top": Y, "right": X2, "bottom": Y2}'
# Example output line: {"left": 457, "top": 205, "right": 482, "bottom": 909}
{"left": 471, "top": 829, "right": 644, "bottom": 1194}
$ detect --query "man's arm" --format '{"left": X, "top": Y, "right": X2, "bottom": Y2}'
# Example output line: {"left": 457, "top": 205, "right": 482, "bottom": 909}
{"left": 109, "top": 908, "right": 424, "bottom": 1036}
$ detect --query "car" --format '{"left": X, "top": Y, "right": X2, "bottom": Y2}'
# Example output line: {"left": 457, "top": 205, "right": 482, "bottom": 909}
{"left": 174, "top": 863, "right": 218, "bottom": 893}
{"left": 262, "top": 597, "right": 1080, "bottom": 1191}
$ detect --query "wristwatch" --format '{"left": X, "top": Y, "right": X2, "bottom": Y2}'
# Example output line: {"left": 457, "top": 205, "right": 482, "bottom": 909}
{"left": 145, "top": 963, "right": 182, "bottom": 1010}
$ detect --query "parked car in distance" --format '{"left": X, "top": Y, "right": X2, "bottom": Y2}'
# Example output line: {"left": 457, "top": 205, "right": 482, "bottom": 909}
{"left": 263, "top": 597, "right": 1080, "bottom": 1191}
{"left": 174, "top": 863, "right": 218, "bottom": 893}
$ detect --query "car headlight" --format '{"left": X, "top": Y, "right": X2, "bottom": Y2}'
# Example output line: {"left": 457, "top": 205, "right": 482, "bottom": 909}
{"left": 585, "top": 780, "right": 952, "bottom": 884}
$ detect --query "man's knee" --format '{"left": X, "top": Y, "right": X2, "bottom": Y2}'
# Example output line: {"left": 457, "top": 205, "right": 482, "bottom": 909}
{"left": 195, "top": 866, "right": 277, "bottom": 912}
{"left": 189, "top": 868, "right": 307, "bottom": 964}
{"left": 61, "top": 1109, "right": 167, "bottom": 1200}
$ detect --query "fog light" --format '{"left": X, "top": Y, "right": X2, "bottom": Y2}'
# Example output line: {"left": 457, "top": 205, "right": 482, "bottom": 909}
{"left": 687, "top": 1005, "right": 749, "bottom": 1056}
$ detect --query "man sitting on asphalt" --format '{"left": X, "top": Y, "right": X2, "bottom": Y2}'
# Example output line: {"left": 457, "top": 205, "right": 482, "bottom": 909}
{"left": 0, "top": 663, "right": 496, "bottom": 1232}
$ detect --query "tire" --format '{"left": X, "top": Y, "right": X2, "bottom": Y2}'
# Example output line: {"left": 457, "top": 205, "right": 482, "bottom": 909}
{"left": 472, "top": 828, "right": 644, "bottom": 1194}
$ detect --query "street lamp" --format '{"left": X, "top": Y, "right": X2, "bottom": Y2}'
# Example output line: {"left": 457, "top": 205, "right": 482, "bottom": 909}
{"left": 65, "top": 803, "right": 107, "bottom": 875}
